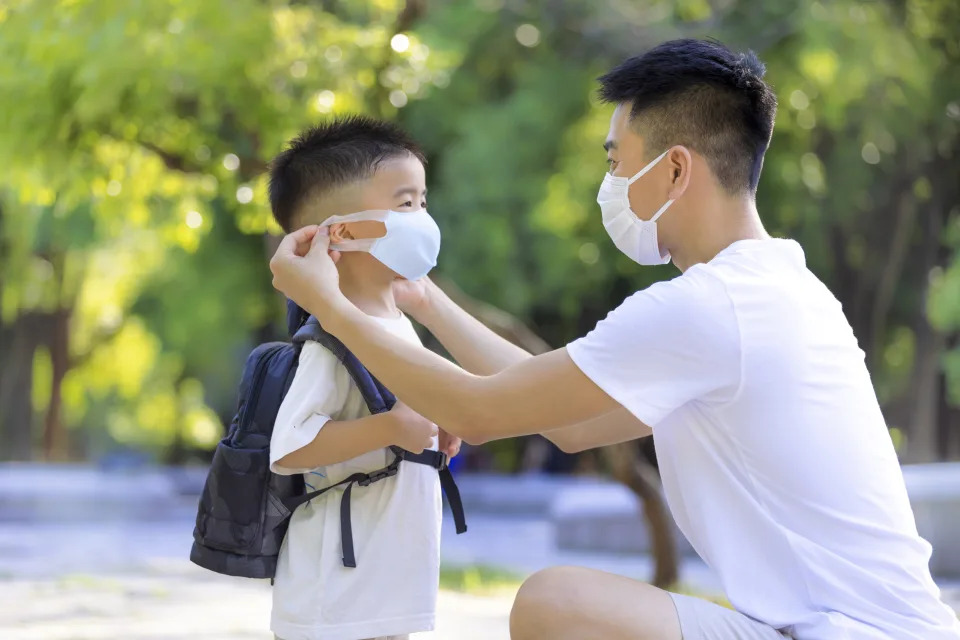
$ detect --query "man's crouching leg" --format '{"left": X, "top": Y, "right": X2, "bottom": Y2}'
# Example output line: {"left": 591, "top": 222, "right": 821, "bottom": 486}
{"left": 509, "top": 566, "right": 682, "bottom": 640}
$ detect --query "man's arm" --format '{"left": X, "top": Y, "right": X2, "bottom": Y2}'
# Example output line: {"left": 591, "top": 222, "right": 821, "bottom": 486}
{"left": 400, "top": 279, "right": 651, "bottom": 450}
{"left": 399, "top": 278, "right": 532, "bottom": 375}
{"left": 275, "top": 402, "right": 437, "bottom": 470}
{"left": 321, "top": 301, "right": 619, "bottom": 444}
{"left": 542, "top": 407, "right": 652, "bottom": 453}
{"left": 270, "top": 227, "right": 634, "bottom": 445}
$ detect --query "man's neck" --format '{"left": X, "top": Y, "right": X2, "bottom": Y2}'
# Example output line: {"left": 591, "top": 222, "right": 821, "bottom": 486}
{"left": 670, "top": 194, "right": 769, "bottom": 272}
{"left": 337, "top": 257, "right": 399, "bottom": 319}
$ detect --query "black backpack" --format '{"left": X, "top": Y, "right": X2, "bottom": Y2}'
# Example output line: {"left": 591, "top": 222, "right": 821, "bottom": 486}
{"left": 190, "top": 301, "right": 467, "bottom": 579}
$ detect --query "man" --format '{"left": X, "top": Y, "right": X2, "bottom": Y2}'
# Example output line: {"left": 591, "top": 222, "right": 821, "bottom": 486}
{"left": 269, "top": 39, "right": 960, "bottom": 640}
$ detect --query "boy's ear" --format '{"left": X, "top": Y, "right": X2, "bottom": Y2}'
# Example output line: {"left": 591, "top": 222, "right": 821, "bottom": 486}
{"left": 329, "top": 223, "right": 353, "bottom": 243}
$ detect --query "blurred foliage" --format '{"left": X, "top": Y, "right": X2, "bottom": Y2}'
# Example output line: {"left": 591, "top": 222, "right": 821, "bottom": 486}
{"left": 0, "top": 0, "right": 957, "bottom": 461}
{"left": 439, "top": 564, "right": 523, "bottom": 596}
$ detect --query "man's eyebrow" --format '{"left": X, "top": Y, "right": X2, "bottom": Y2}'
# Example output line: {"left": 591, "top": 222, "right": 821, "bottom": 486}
{"left": 603, "top": 139, "right": 617, "bottom": 152}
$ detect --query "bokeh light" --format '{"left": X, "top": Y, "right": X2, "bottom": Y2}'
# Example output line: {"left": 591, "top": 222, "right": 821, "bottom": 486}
{"left": 515, "top": 24, "right": 541, "bottom": 47}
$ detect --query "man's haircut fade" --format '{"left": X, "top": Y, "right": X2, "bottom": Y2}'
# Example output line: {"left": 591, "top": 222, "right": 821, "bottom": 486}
{"left": 268, "top": 115, "right": 427, "bottom": 232}
{"left": 598, "top": 38, "right": 778, "bottom": 194}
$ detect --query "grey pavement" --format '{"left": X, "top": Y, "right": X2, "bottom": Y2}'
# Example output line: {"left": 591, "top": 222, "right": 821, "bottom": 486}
{"left": 1, "top": 464, "right": 957, "bottom": 639}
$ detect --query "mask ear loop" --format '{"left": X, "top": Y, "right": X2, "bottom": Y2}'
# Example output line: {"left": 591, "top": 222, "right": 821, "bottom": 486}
{"left": 318, "top": 209, "right": 390, "bottom": 227}
{"left": 649, "top": 199, "right": 675, "bottom": 223}
{"left": 318, "top": 209, "right": 390, "bottom": 252}
{"left": 627, "top": 149, "right": 670, "bottom": 185}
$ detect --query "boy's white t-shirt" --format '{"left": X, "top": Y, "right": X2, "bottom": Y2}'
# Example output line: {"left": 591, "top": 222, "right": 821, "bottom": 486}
{"left": 567, "top": 239, "right": 960, "bottom": 640}
{"left": 269, "top": 313, "right": 441, "bottom": 640}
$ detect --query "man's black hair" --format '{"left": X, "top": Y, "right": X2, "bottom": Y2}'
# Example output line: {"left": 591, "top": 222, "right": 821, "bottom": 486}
{"left": 598, "top": 39, "right": 777, "bottom": 193}
{"left": 269, "top": 115, "right": 426, "bottom": 231}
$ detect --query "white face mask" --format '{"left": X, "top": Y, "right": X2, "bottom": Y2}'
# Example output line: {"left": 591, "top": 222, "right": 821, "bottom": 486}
{"left": 596, "top": 149, "right": 674, "bottom": 265}
{"left": 318, "top": 208, "right": 441, "bottom": 281}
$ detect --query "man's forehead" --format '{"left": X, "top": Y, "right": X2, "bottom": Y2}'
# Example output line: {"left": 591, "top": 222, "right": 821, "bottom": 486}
{"left": 606, "top": 103, "right": 646, "bottom": 152}
{"left": 606, "top": 104, "right": 631, "bottom": 145}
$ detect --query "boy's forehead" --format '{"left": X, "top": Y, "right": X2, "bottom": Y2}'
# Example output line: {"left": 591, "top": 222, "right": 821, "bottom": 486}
{"left": 369, "top": 154, "right": 426, "bottom": 192}
{"left": 293, "top": 154, "right": 426, "bottom": 226}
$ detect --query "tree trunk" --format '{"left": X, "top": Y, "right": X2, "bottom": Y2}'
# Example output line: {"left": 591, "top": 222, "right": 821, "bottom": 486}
{"left": 42, "top": 307, "right": 71, "bottom": 461}
{"left": 603, "top": 443, "right": 679, "bottom": 588}
{"left": 904, "top": 180, "right": 949, "bottom": 462}
{"left": 0, "top": 312, "right": 44, "bottom": 460}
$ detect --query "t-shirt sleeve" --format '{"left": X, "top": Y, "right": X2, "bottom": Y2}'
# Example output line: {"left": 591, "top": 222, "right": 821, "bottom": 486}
{"left": 269, "top": 341, "right": 349, "bottom": 475}
{"left": 566, "top": 268, "right": 741, "bottom": 428}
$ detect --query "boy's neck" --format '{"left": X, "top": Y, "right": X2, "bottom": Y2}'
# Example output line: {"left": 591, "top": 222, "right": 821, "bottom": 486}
{"left": 336, "top": 257, "right": 400, "bottom": 319}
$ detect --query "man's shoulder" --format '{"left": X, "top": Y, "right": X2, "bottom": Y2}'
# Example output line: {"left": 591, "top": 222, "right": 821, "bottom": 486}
{"left": 630, "top": 265, "right": 735, "bottom": 320}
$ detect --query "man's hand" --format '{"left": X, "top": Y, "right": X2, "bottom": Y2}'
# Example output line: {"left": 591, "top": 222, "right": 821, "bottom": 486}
{"left": 438, "top": 428, "right": 462, "bottom": 459}
{"left": 392, "top": 276, "right": 436, "bottom": 322}
{"left": 269, "top": 225, "right": 345, "bottom": 318}
{"left": 388, "top": 401, "right": 439, "bottom": 454}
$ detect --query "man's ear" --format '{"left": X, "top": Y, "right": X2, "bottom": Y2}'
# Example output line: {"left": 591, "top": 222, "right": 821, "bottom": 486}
{"left": 329, "top": 223, "right": 353, "bottom": 243}
{"left": 666, "top": 146, "right": 693, "bottom": 200}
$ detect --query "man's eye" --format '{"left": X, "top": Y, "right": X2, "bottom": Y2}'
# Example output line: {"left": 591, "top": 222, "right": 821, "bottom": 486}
{"left": 401, "top": 200, "right": 413, "bottom": 208}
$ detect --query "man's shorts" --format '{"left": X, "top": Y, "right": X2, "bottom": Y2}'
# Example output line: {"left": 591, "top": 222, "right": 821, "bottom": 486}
{"left": 669, "top": 593, "right": 790, "bottom": 640}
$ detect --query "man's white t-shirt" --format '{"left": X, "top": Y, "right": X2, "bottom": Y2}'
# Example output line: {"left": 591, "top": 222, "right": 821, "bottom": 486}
{"left": 269, "top": 314, "right": 441, "bottom": 640}
{"left": 567, "top": 239, "right": 960, "bottom": 640}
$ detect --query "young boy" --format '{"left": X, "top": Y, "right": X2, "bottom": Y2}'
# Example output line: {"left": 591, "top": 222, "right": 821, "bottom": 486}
{"left": 267, "top": 116, "right": 456, "bottom": 640}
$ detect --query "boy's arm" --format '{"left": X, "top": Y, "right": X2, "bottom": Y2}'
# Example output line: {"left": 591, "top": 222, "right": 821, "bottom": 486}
{"left": 398, "top": 278, "right": 651, "bottom": 450}
{"left": 271, "top": 341, "right": 434, "bottom": 474}
{"left": 275, "top": 402, "right": 437, "bottom": 470}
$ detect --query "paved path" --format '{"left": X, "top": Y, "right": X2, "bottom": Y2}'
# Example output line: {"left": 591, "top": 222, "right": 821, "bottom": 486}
{"left": 1, "top": 465, "right": 957, "bottom": 638}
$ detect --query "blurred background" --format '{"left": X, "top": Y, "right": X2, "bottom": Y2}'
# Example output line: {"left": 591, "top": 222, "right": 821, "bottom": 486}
{"left": 1, "top": 0, "right": 958, "bottom": 638}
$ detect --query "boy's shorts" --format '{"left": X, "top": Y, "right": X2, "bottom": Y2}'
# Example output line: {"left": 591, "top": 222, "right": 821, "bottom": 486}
{"left": 669, "top": 593, "right": 790, "bottom": 640}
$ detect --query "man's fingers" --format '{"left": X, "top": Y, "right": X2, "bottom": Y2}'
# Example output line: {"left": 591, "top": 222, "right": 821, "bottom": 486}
{"left": 307, "top": 225, "right": 331, "bottom": 256}
{"left": 273, "top": 225, "right": 320, "bottom": 263}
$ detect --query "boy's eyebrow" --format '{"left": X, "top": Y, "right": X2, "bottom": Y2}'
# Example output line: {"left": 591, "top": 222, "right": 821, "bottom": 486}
{"left": 393, "top": 185, "right": 428, "bottom": 197}
{"left": 603, "top": 139, "right": 617, "bottom": 152}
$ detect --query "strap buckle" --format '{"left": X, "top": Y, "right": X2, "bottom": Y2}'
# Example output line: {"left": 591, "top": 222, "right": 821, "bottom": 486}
{"left": 357, "top": 465, "right": 399, "bottom": 487}
{"left": 438, "top": 452, "right": 449, "bottom": 471}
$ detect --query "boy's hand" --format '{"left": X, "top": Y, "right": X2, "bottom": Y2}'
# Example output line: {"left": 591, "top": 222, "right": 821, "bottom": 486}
{"left": 388, "top": 401, "right": 439, "bottom": 454}
{"left": 438, "top": 429, "right": 462, "bottom": 459}
{"left": 392, "top": 276, "right": 435, "bottom": 321}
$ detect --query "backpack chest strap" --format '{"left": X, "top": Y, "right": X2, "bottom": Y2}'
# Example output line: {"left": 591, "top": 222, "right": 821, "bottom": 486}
{"left": 281, "top": 447, "right": 466, "bottom": 568}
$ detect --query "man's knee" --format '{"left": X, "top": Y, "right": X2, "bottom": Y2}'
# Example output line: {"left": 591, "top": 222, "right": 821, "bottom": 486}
{"left": 510, "top": 566, "right": 584, "bottom": 639}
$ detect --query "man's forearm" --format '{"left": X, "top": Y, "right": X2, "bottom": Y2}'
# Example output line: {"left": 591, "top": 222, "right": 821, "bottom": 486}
{"left": 276, "top": 412, "right": 396, "bottom": 470}
{"left": 412, "top": 284, "right": 649, "bottom": 452}
{"left": 541, "top": 407, "right": 652, "bottom": 453}
{"left": 315, "top": 295, "right": 619, "bottom": 444}
{"left": 415, "top": 283, "right": 531, "bottom": 375}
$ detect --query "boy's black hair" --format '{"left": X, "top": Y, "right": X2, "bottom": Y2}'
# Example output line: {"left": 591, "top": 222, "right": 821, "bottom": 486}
{"left": 598, "top": 39, "right": 777, "bottom": 194}
{"left": 269, "top": 115, "right": 426, "bottom": 231}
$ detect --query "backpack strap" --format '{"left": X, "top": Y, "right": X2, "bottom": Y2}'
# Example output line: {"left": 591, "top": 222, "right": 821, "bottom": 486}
{"left": 288, "top": 316, "right": 467, "bottom": 568}
{"left": 285, "top": 299, "right": 310, "bottom": 338}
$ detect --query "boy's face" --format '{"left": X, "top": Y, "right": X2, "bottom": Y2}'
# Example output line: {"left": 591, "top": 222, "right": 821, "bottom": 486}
{"left": 295, "top": 153, "right": 427, "bottom": 236}
{"left": 294, "top": 153, "right": 428, "bottom": 280}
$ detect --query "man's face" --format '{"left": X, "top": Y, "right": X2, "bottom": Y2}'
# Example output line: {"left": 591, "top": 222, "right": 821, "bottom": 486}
{"left": 604, "top": 104, "right": 671, "bottom": 222}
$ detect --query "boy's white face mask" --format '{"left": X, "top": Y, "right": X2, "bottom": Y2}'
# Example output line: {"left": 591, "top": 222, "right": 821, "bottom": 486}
{"left": 318, "top": 208, "right": 441, "bottom": 281}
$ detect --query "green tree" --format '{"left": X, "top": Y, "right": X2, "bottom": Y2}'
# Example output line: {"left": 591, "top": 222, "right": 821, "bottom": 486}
{"left": 0, "top": 0, "right": 453, "bottom": 460}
